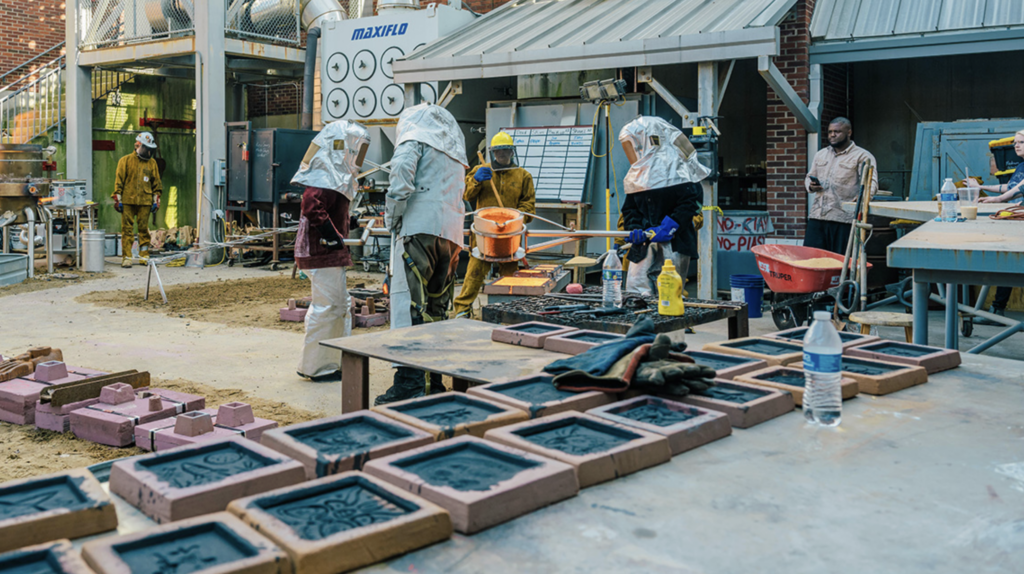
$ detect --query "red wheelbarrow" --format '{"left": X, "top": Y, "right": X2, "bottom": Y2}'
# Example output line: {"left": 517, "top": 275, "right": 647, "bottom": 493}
{"left": 752, "top": 244, "right": 872, "bottom": 329}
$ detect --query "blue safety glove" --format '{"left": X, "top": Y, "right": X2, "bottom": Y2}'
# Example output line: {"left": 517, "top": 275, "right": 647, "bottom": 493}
{"left": 648, "top": 216, "right": 680, "bottom": 243}
{"left": 628, "top": 229, "right": 647, "bottom": 245}
{"left": 474, "top": 167, "right": 492, "bottom": 182}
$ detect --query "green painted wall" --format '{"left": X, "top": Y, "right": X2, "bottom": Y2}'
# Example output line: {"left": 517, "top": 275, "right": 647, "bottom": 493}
{"left": 37, "top": 75, "right": 198, "bottom": 233}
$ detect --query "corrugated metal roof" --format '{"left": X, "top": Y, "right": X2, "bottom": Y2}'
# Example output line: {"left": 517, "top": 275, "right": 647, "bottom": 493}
{"left": 395, "top": 0, "right": 796, "bottom": 82}
{"left": 812, "top": 0, "right": 1024, "bottom": 42}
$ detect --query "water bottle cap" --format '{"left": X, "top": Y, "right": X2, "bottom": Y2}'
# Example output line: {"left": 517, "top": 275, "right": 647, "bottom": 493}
{"left": 813, "top": 311, "right": 831, "bottom": 321}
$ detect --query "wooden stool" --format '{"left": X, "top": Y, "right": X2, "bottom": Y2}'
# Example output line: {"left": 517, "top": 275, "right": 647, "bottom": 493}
{"left": 848, "top": 311, "right": 913, "bottom": 342}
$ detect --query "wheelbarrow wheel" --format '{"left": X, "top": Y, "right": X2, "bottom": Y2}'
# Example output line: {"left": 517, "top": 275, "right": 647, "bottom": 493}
{"left": 961, "top": 315, "right": 973, "bottom": 338}
{"left": 771, "top": 307, "right": 798, "bottom": 330}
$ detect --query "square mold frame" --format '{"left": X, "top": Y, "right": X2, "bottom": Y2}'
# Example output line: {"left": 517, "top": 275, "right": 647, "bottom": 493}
{"left": 261, "top": 411, "right": 435, "bottom": 480}
{"left": 734, "top": 366, "right": 859, "bottom": 405}
{"left": 372, "top": 393, "right": 528, "bottom": 440}
{"left": 81, "top": 512, "right": 289, "bottom": 574}
{"left": 838, "top": 356, "right": 928, "bottom": 395}
{"left": 685, "top": 350, "right": 770, "bottom": 381}
{"left": 844, "top": 341, "right": 961, "bottom": 374}
{"left": 483, "top": 411, "right": 671, "bottom": 488}
{"left": 228, "top": 471, "right": 452, "bottom": 574}
{"left": 680, "top": 379, "right": 795, "bottom": 428}
{"left": 765, "top": 327, "right": 880, "bottom": 349}
{"left": 109, "top": 436, "right": 306, "bottom": 524}
{"left": 363, "top": 435, "right": 578, "bottom": 534}
{"left": 466, "top": 375, "right": 613, "bottom": 419}
{"left": 490, "top": 322, "right": 578, "bottom": 348}
{"left": 701, "top": 337, "right": 805, "bottom": 367}
{"left": 0, "top": 468, "right": 118, "bottom": 553}
{"left": 587, "top": 395, "right": 732, "bottom": 456}
{"left": 542, "top": 330, "right": 625, "bottom": 355}
{"left": 0, "top": 539, "right": 94, "bottom": 574}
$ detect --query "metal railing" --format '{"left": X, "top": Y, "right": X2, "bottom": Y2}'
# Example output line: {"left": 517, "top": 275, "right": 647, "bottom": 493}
{"left": 0, "top": 64, "right": 64, "bottom": 144}
{"left": 79, "top": 0, "right": 196, "bottom": 50}
{"left": 77, "top": 0, "right": 302, "bottom": 50}
{"left": 0, "top": 42, "right": 66, "bottom": 94}
{"left": 225, "top": 0, "right": 301, "bottom": 46}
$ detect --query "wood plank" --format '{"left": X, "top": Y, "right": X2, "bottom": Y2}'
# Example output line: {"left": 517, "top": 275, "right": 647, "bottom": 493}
{"left": 43, "top": 371, "right": 149, "bottom": 408}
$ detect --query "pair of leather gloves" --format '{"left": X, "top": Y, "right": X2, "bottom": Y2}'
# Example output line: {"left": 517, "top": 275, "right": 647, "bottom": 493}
{"left": 112, "top": 194, "right": 159, "bottom": 213}
{"left": 632, "top": 334, "right": 716, "bottom": 397}
{"left": 628, "top": 215, "right": 680, "bottom": 245}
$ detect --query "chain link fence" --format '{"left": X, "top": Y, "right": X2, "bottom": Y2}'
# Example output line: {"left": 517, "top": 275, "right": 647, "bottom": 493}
{"left": 225, "top": 0, "right": 301, "bottom": 46}
{"left": 79, "top": 0, "right": 195, "bottom": 50}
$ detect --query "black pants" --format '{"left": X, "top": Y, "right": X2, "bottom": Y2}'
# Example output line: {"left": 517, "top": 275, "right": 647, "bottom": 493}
{"left": 804, "top": 219, "right": 851, "bottom": 255}
{"left": 993, "top": 286, "right": 1013, "bottom": 310}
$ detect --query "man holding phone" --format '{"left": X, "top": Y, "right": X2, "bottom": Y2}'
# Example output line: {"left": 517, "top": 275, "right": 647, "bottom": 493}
{"left": 804, "top": 117, "right": 878, "bottom": 254}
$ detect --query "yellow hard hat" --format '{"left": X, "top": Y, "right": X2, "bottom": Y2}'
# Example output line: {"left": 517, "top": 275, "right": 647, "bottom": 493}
{"left": 490, "top": 132, "right": 514, "bottom": 150}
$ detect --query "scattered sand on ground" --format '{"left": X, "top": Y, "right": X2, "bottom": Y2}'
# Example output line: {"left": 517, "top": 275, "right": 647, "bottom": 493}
{"left": 0, "top": 271, "right": 116, "bottom": 298}
{"left": 0, "top": 376, "right": 325, "bottom": 482}
{"left": 77, "top": 274, "right": 383, "bottom": 332}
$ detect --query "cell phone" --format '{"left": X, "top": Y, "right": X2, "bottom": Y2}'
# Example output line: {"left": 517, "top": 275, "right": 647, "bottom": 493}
{"left": 809, "top": 176, "right": 821, "bottom": 185}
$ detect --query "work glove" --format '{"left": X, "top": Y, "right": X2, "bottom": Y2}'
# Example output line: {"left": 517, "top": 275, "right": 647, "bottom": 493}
{"left": 151, "top": 195, "right": 160, "bottom": 213}
{"left": 114, "top": 194, "right": 123, "bottom": 213}
{"left": 474, "top": 167, "right": 492, "bottom": 182}
{"left": 632, "top": 334, "right": 715, "bottom": 397}
{"left": 317, "top": 223, "right": 346, "bottom": 250}
{"left": 628, "top": 229, "right": 647, "bottom": 245}
{"left": 647, "top": 216, "right": 680, "bottom": 243}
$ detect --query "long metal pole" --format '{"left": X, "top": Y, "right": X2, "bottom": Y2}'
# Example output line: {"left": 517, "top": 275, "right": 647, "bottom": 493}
{"left": 912, "top": 273, "right": 929, "bottom": 345}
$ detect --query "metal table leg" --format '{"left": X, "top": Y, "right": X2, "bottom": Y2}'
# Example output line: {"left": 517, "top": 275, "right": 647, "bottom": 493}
{"left": 728, "top": 306, "right": 749, "bottom": 339}
{"left": 945, "top": 282, "right": 958, "bottom": 349}
{"left": 912, "top": 273, "right": 929, "bottom": 345}
{"left": 341, "top": 351, "right": 370, "bottom": 413}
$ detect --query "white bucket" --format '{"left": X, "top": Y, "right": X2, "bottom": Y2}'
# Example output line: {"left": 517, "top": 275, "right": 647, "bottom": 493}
{"left": 83, "top": 230, "right": 106, "bottom": 272}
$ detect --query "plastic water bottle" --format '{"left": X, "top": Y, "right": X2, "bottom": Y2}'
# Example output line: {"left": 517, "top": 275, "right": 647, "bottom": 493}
{"left": 803, "top": 310, "right": 843, "bottom": 427}
{"left": 131, "top": 238, "right": 140, "bottom": 259}
{"left": 938, "top": 178, "right": 958, "bottom": 222}
{"left": 602, "top": 248, "right": 623, "bottom": 308}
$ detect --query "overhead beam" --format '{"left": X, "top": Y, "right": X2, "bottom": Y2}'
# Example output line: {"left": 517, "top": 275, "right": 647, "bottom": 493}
{"left": 224, "top": 39, "right": 305, "bottom": 64}
{"left": 78, "top": 37, "right": 197, "bottom": 66}
{"left": 637, "top": 67, "right": 696, "bottom": 127}
{"left": 758, "top": 55, "right": 818, "bottom": 133}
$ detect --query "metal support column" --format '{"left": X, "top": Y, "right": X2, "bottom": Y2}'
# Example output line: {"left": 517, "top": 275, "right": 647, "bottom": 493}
{"left": 195, "top": 2, "right": 228, "bottom": 263}
{"left": 65, "top": 1, "right": 93, "bottom": 211}
{"left": 913, "top": 273, "right": 929, "bottom": 345}
{"left": 945, "top": 283, "right": 958, "bottom": 349}
{"left": 697, "top": 62, "right": 718, "bottom": 300}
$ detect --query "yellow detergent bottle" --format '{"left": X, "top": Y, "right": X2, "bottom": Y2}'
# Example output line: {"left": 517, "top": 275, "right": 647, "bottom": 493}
{"left": 657, "top": 260, "right": 685, "bottom": 316}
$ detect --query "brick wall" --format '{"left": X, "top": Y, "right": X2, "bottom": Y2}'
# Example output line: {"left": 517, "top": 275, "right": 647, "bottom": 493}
{"left": 462, "top": 0, "right": 514, "bottom": 12}
{"left": 765, "top": 0, "right": 813, "bottom": 239}
{"left": 248, "top": 82, "right": 303, "bottom": 118}
{"left": 0, "top": 0, "right": 66, "bottom": 78}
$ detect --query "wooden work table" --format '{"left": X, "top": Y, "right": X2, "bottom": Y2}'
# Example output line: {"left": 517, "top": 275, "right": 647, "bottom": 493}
{"left": 841, "top": 200, "right": 1016, "bottom": 222}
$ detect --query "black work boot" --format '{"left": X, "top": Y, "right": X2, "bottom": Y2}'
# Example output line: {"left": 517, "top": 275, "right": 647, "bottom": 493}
{"left": 374, "top": 367, "right": 428, "bottom": 405}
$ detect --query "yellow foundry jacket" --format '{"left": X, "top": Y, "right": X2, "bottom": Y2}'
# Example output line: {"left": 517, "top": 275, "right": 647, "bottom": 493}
{"left": 465, "top": 164, "right": 536, "bottom": 215}
{"left": 113, "top": 153, "right": 163, "bottom": 205}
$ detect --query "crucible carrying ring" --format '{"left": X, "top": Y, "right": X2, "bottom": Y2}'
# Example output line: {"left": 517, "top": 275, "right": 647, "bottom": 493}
{"left": 470, "top": 222, "right": 524, "bottom": 259}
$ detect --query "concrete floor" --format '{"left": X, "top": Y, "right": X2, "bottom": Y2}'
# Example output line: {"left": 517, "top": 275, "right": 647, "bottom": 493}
{"left": 2, "top": 263, "right": 1023, "bottom": 414}
{"left": 4, "top": 264, "right": 1024, "bottom": 573}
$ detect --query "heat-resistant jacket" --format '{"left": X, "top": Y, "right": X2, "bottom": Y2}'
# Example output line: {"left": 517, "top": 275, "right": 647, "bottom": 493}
{"left": 385, "top": 141, "right": 466, "bottom": 246}
{"left": 621, "top": 181, "right": 701, "bottom": 260}
{"left": 112, "top": 153, "right": 162, "bottom": 205}
{"left": 296, "top": 186, "right": 352, "bottom": 270}
{"left": 465, "top": 164, "right": 536, "bottom": 214}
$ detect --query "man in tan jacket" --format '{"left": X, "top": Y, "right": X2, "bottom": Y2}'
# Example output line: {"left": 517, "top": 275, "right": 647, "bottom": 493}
{"left": 804, "top": 117, "right": 877, "bottom": 254}
{"left": 112, "top": 132, "right": 162, "bottom": 267}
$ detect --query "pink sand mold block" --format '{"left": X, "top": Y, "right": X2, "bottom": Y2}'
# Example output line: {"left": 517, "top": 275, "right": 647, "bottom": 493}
{"left": 81, "top": 512, "right": 290, "bottom": 574}
{"left": 680, "top": 379, "right": 795, "bottom": 429}
{"left": 36, "top": 387, "right": 151, "bottom": 434}
{"left": 483, "top": 411, "right": 672, "bottom": 488}
{"left": 491, "top": 321, "right": 577, "bottom": 348}
{"left": 685, "top": 350, "right": 770, "bottom": 381}
{"left": 65, "top": 366, "right": 108, "bottom": 377}
{"left": 0, "top": 539, "right": 95, "bottom": 574}
{"left": 261, "top": 410, "right": 434, "bottom": 480}
{"left": 69, "top": 383, "right": 204, "bottom": 447}
{"left": 466, "top": 374, "right": 613, "bottom": 419}
{"left": 109, "top": 436, "right": 306, "bottom": 524}
{"left": 0, "top": 379, "right": 50, "bottom": 425}
{"left": 363, "top": 435, "right": 578, "bottom": 534}
{"left": 764, "top": 326, "right": 880, "bottom": 349}
{"left": 134, "top": 402, "right": 278, "bottom": 451}
{"left": 588, "top": 395, "right": 732, "bottom": 456}
{"left": 0, "top": 468, "right": 119, "bottom": 553}
{"left": 227, "top": 472, "right": 453, "bottom": 574}
{"left": 28, "top": 361, "right": 90, "bottom": 386}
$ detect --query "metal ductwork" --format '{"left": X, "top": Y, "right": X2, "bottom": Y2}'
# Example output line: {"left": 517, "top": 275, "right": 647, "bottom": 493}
{"left": 378, "top": 0, "right": 421, "bottom": 14}
{"left": 161, "top": 0, "right": 194, "bottom": 32}
{"left": 301, "top": 0, "right": 346, "bottom": 30}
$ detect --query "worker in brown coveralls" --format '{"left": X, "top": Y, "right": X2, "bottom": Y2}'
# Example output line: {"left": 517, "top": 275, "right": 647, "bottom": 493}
{"left": 112, "top": 132, "right": 162, "bottom": 267}
{"left": 452, "top": 131, "right": 536, "bottom": 318}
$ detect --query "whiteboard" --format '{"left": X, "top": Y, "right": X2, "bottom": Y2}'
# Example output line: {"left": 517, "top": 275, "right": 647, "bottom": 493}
{"left": 503, "top": 126, "right": 594, "bottom": 203}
